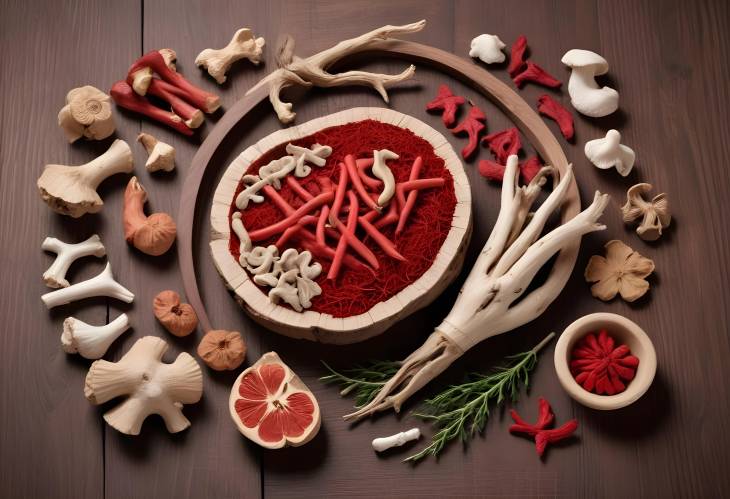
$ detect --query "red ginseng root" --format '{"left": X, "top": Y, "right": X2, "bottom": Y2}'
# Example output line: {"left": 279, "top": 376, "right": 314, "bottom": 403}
{"left": 451, "top": 106, "right": 486, "bottom": 160}
{"left": 509, "top": 398, "right": 578, "bottom": 457}
{"left": 395, "top": 157, "right": 423, "bottom": 235}
{"left": 513, "top": 61, "right": 562, "bottom": 89}
{"left": 426, "top": 84, "right": 466, "bottom": 127}
{"left": 110, "top": 81, "right": 194, "bottom": 136}
{"left": 507, "top": 35, "right": 528, "bottom": 77}
{"left": 537, "top": 94, "right": 574, "bottom": 141}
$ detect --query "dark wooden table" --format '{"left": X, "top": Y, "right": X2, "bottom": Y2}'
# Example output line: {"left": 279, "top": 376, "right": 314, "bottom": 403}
{"left": 2, "top": 1, "right": 729, "bottom": 497}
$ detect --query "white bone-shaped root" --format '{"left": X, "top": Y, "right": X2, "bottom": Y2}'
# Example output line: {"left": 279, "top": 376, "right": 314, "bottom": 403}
{"left": 372, "top": 428, "right": 421, "bottom": 452}
{"left": 42, "top": 234, "right": 106, "bottom": 288}
{"left": 372, "top": 149, "right": 398, "bottom": 206}
{"left": 84, "top": 336, "right": 203, "bottom": 435}
{"left": 344, "top": 157, "right": 609, "bottom": 421}
{"left": 41, "top": 262, "right": 134, "bottom": 309}
{"left": 61, "top": 313, "right": 130, "bottom": 360}
{"left": 195, "top": 28, "right": 265, "bottom": 84}
{"left": 248, "top": 20, "right": 425, "bottom": 123}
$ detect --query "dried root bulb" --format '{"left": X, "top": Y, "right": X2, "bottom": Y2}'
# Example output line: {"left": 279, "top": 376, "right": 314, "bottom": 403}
{"left": 57, "top": 85, "right": 115, "bottom": 143}
{"left": 197, "top": 330, "right": 247, "bottom": 371}
{"left": 123, "top": 177, "right": 177, "bottom": 256}
{"left": 196, "top": 28, "right": 265, "bottom": 84}
{"left": 84, "top": 336, "right": 203, "bottom": 435}
{"left": 153, "top": 290, "right": 198, "bottom": 337}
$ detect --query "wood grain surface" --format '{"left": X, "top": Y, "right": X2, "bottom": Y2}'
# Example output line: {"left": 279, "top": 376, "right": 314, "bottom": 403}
{"left": 1, "top": 0, "right": 729, "bottom": 498}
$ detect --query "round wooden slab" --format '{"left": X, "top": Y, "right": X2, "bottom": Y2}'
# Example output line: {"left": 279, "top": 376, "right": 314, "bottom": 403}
{"left": 210, "top": 107, "right": 472, "bottom": 344}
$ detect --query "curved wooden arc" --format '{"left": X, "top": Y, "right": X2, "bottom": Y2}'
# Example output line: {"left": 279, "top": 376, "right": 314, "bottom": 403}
{"left": 178, "top": 40, "right": 581, "bottom": 334}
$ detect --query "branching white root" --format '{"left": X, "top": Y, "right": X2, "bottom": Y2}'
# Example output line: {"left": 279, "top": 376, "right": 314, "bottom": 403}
{"left": 248, "top": 20, "right": 425, "bottom": 123}
{"left": 344, "top": 156, "right": 609, "bottom": 421}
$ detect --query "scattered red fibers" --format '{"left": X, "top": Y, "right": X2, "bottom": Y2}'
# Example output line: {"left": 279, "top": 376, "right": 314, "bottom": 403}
{"left": 228, "top": 119, "right": 457, "bottom": 318}
{"left": 426, "top": 84, "right": 466, "bottom": 127}
{"left": 513, "top": 62, "right": 562, "bottom": 89}
{"left": 451, "top": 105, "right": 486, "bottom": 160}
{"left": 509, "top": 398, "right": 578, "bottom": 457}
{"left": 508, "top": 35, "right": 528, "bottom": 77}
{"left": 570, "top": 330, "right": 640, "bottom": 395}
{"left": 537, "top": 94, "right": 574, "bottom": 140}
{"left": 482, "top": 127, "right": 521, "bottom": 163}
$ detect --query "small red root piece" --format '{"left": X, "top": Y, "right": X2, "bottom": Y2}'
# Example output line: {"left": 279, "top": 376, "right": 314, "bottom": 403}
{"left": 537, "top": 94, "right": 574, "bottom": 140}
{"left": 513, "top": 62, "right": 562, "bottom": 89}
{"left": 426, "top": 84, "right": 466, "bottom": 127}
{"left": 478, "top": 157, "right": 541, "bottom": 184}
{"left": 329, "top": 162, "right": 350, "bottom": 223}
{"left": 316, "top": 206, "right": 329, "bottom": 245}
{"left": 358, "top": 217, "right": 405, "bottom": 261}
{"left": 248, "top": 191, "right": 334, "bottom": 242}
{"left": 110, "top": 81, "right": 194, "bottom": 136}
{"left": 262, "top": 185, "right": 295, "bottom": 216}
{"left": 355, "top": 157, "right": 382, "bottom": 190}
{"left": 482, "top": 127, "right": 521, "bottom": 163}
{"left": 520, "top": 156, "right": 542, "bottom": 184}
{"left": 127, "top": 50, "right": 220, "bottom": 113}
{"left": 395, "top": 157, "right": 423, "bottom": 235}
{"left": 534, "top": 420, "right": 578, "bottom": 457}
{"left": 328, "top": 191, "right": 366, "bottom": 280}
{"left": 507, "top": 35, "right": 528, "bottom": 77}
{"left": 286, "top": 176, "right": 314, "bottom": 201}
{"left": 344, "top": 155, "right": 380, "bottom": 212}
{"left": 451, "top": 106, "right": 486, "bottom": 160}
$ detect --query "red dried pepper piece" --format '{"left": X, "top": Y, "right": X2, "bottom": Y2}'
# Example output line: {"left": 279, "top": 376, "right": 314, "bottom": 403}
{"left": 570, "top": 330, "right": 640, "bottom": 395}
{"left": 451, "top": 105, "right": 486, "bottom": 160}
{"left": 513, "top": 61, "right": 562, "bottom": 89}
{"left": 534, "top": 419, "right": 578, "bottom": 457}
{"left": 477, "top": 157, "right": 540, "bottom": 184}
{"left": 509, "top": 397, "right": 554, "bottom": 436}
{"left": 507, "top": 35, "right": 528, "bottom": 77}
{"left": 537, "top": 94, "right": 574, "bottom": 140}
{"left": 519, "top": 156, "right": 542, "bottom": 184}
{"left": 482, "top": 127, "right": 521, "bottom": 163}
{"left": 426, "top": 84, "right": 466, "bottom": 128}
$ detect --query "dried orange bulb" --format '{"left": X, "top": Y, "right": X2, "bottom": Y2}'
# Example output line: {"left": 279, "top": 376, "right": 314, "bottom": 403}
{"left": 123, "top": 177, "right": 177, "bottom": 256}
{"left": 153, "top": 290, "right": 198, "bottom": 337}
{"left": 197, "top": 330, "right": 247, "bottom": 371}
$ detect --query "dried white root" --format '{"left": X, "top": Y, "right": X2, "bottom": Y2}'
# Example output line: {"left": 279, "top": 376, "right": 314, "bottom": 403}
{"left": 561, "top": 49, "right": 619, "bottom": 118}
{"left": 84, "top": 336, "right": 203, "bottom": 435}
{"left": 61, "top": 313, "right": 130, "bottom": 360}
{"left": 42, "top": 234, "right": 106, "bottom": 288}
{"left": 345, "top": 156, "right": 609, "bottom": 421}
{"left": 137, "top": 133, "right": 175, "bottom": 172}
{"left": 585, "top": 129, "right": 635, "bottom": 177}
{"left": 468, "top": 34, "right": 506, "bottom": 64}
{"left": 196, "top": 28, "right": 265, "bottom": 84}
{"left": 41, "top": 262, "right": 134, "bottom": 309}
{"left": 248, "top": 20, "right": 425, "bottom": 123}
{"left": 372, "top": 149, "right": 398, "bottom": 206}
{"left": 372, "top": 428, "right": 421, "bottom": 452}
{"left": 235, "top": 143, "right": 331, "bottom": 209}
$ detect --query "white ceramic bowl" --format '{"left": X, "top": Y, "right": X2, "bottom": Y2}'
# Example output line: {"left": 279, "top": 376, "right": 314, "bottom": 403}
{"left": 554, "top": 313, "right": 657, "bottom": 410}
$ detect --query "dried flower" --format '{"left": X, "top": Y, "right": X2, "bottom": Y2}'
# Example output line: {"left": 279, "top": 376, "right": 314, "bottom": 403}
{"left": 621, "top": 183, "right": 671, "bottom": 241}
{"left": 584, "top": 240, "right": 655, "bottom": 302}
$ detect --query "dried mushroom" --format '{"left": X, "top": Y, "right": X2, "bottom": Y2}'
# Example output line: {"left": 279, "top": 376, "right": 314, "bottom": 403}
{"left": 584, "top": 240, "right": 655, "bottom": 302}
{"left": 197, "top": 330, "right": 247, "bottom": 371}
{"left": 621, "top": 183, "right": 671, "bottom": 241}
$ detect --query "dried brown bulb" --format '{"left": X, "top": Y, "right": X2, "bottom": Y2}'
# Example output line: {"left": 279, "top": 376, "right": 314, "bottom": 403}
{"left": 153, "top": 290, "right": 198, "bottom": 337}
{"left": 123, "top": 177, "right": 177, "bottom": 256}
{"left": 197, "top": 330, "right": 247, "bottom": 371}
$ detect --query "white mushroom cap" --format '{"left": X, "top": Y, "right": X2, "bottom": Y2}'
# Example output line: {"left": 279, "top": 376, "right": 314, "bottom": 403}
{"left": 584, "top": 129, "right": 636, "bottom": 176}
{"left": 561, "top": 49, "right": 610, "bottom": 74}
{"left": 561, "top": 49, "right": 618, "bottom": 117}
{"left": 469, "top": 34, "right": 506, "bottom": 64}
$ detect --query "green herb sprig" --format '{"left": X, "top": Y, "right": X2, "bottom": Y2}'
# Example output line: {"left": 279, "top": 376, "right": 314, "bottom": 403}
{"left": 320, "top": 360, "right": 399, "bottom": 408}
{"left": 406, "top": 332, "right": 555, "bottom": 461}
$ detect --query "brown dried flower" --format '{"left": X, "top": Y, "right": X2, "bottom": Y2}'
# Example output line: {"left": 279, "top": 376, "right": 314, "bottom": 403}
{"left": 621, "top": 183, "right": 671, "bottom": 241}
{"left": 584, "top": 240, "right": 655, "bottom": 302}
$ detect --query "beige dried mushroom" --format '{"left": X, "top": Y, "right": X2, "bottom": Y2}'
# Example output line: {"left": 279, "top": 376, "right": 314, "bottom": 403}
{"left": 585, "top": 240, "right": 655, "bottom": 302}
{"left": 58, "top": 85, "right": 115, "bottom": 142}
{"left": 197, "top": 330, "right": 247, "bottom": 371}
{"left": 621, "top": 183, "right": 671, "bottom": 241}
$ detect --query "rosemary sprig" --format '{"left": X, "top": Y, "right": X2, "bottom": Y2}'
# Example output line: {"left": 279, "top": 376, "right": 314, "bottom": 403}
{"left": 320, "top": 360, "right": 400, "bottom": 408}
{"left": 405, "top": 332, "right": 555, "bottom": 462}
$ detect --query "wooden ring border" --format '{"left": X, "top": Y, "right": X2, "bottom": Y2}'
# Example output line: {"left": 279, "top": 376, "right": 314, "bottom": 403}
{"left": 178, "top": 39, "right": 581, "bottom": 335}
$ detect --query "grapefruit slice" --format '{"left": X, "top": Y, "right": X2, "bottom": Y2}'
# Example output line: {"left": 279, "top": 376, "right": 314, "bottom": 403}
{"left": 229, "top": 351, "right": 321, "bottom": 448}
